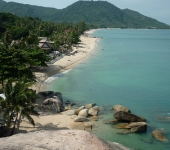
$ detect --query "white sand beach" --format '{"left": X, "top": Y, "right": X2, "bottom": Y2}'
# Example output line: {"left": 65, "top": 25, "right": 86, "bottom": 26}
{"left": 20, "top": 33, "right": 99, "bottom": 132}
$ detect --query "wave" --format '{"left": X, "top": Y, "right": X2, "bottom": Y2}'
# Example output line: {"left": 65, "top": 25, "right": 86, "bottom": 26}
{"left": 43, "top": 69, "right": 71, "bottom": 84}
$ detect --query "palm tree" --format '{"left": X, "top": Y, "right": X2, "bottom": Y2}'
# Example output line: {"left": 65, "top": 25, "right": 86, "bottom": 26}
{"left": 25, "top": 31, "right": 38, "bottom": 46}
{"left": 0, "top": 78, "right": 39, "bottom": 135}
{"left": 2, "top": 29, "right": 12, "bottom": 47}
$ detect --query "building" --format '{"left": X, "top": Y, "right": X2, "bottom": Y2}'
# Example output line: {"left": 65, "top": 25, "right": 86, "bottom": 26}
{"left": 38, "top": 39, "right": 54, "bottom": 51}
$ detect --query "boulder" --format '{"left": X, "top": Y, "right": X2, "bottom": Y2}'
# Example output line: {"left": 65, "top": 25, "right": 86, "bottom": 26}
{"left": 88, "top": 106, "right": 100, "bottom": 116}
{"left": 114, "top": 111, "right": 146, "bottom": 122}
{"left": 84, "top": 122, "right": 94, "bottom": 128}
{"left": 54, "top": 92, "right": 63, "bottom": 104}
{"left": 74, "top": 116, "right": 89, "bottom": 122}
{"left": 125, "top": 122, "right": 147, "bottom": 132}
{"left": 65, "top": 105, "right": 71, "bottom": 111}
{"left": 75, "top": 106, "right": 85, "bottom": 115}
{"left": 152, "top": 129, "right": 169, "bottom": 142}
{"left": 43, "top": 97, "right": 64, "bottom": 112}
{"left": 113, "top": 105, "right": 131, "bottom": 113}
{"left": 85, "top": 103, "right": 96, "bottom": 109}
{"left": 0, "top": 130, "right": 130, "bottom": 150}
{"left": 78, "top": 109, "right": 88, "bottom": 117}
{"left": 64, "top": 110, "right": 76, "bottom": 116}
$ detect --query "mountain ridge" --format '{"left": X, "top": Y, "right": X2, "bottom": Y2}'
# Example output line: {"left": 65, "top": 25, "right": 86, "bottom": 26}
{"left": 0, "top": 0, "right": 169, "bottom": 29}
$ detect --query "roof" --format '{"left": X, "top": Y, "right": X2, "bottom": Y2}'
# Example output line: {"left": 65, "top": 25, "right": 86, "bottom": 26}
{"left": 38, "top": 42, "right": 53, "bottom": 50}
{"left": 0, "top": 94, "right": 5, "bottom": 99}
{"left": 39, "top": 39, "right": 47, "bottom": 43}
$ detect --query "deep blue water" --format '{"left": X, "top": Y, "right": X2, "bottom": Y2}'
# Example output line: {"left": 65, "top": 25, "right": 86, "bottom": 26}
{"left": 44, "top": 29, "right": 170, "bottom": 150}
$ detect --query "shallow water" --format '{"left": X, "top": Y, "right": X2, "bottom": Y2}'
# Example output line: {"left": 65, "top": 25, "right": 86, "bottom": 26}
{"left": 44, "top": 29, "right": 170, "bottom": 150}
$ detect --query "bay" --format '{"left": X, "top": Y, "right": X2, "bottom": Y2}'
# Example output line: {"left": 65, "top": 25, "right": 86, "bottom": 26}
{"left": 45, "top": 29, "right": 170, "bottom": 150}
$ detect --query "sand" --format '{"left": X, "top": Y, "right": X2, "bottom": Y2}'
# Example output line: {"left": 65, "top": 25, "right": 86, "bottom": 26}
{"left": 20, "top": 32, "right": 99, "bottom": 132}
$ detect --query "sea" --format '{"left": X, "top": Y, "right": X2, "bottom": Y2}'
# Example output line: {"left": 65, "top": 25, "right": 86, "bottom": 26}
{"left": 44, "top": 29, "right": 170, "bottom": 150}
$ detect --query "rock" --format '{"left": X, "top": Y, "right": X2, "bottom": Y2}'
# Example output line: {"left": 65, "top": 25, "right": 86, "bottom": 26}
{"left": 74, "top": 116, "right": 89, "bottom": 122}
{"left": 84, "top": 122, "right": 94, "bottom": 128}
{"left": 43, "top": 97, "right": 64, "bottom": 112}
{"left": 113, "top": 105, "right": 131, "bottom": 113}
{"left": 0, "top": 130, "right": 130, "bottom": 150}
{"left": 152, "top": 129, "right": 169, "bottom": 142}
{"left": 78, "top": 109, "right": 88, "bottom": 117}
{"left": 65, "top": 105, "right": 71, "bottom": 111}
{"left": 85, "top": 103, "right": 96, "bottom": 109}
{"left": 54, "top": 92, "right": 63, "bottom": 104}
{"left": 88, "top": 106, "right": 100, "bottom": 116}
{"left": 114, "top": 111, "right": 146, "bottom": 122}
{"left": 64, "top": 110, "right": 76, "bottom": 116}
{"left": 125, "top": 122, "right": 147, "bottom": 132}
{"left": 75, "top": 106, "right": 85, "bottom": 115}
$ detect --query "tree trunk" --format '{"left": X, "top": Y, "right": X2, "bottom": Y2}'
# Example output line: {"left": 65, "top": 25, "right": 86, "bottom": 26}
{"left": 10, "top": 113, "right": 18, "bottom": 136}
{"left": 16, "top": 110, "right": 22, "bottom": 133}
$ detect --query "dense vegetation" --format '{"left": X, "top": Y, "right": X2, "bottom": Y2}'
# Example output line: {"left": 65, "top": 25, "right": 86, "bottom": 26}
{"left": 0, "top": 12, "right": 87, "bottom": 136}
{"left": 0, "top": 12, "right": 87, "bottom": 84}
{"left": 0, "top": 0, "right": 170, "bottom": 29}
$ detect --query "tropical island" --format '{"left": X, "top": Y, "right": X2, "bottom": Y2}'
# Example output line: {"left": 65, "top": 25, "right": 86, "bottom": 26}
{"left": 0, "top": 0, "right": 170, "bottom": 149}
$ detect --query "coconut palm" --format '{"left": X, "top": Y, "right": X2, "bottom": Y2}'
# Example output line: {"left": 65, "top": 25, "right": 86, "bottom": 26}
{"left": 0, "top": 77, "right": 39, "bottom": 135}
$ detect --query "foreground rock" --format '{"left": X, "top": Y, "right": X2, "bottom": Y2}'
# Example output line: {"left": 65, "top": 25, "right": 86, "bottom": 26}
{"left": 0, "top": 130, "right": 130, "bottom": 150}
{"left": 114, "top": 111, "right": 146, "bottom": 122}
{"left": 152, "top": 129, "right": 169, "bottom": 143}
{"left": 113, "top": 105, "right": 131, "bottom": 113}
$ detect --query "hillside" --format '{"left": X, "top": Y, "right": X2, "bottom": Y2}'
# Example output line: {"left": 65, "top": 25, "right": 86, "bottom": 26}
{"left": 0, "top": 0, "right": 169, "bottom": 29}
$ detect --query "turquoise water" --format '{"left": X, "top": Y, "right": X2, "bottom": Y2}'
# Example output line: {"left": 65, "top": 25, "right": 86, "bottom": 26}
{"left": 44, "top": 29, "right": 170, "bottom": 150}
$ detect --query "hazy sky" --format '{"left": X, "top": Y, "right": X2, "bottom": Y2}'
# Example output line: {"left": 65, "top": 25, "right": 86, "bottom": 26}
{"left": 4, "top": 0, "right": 170, "bottom": 25}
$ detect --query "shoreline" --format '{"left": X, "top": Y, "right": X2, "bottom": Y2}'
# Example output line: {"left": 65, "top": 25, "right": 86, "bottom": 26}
{"left": 31, "top": 32, "right": 98, "bottom": 93}
{"left": 20, "top": 30, "right": 99, "bottom": 131}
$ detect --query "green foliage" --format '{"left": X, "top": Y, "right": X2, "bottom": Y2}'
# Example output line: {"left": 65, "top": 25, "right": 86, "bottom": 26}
{"left": 0, "top": 78, "right": 38, "bottom": 134}
{"left": 0, "top": 0, "right": 169, "bottom": 29}
{"left": 0, "top": 45, "right": 50, "bottom": 84}
{"left": 0, "top": 12, "right": 87, "bottom": 84}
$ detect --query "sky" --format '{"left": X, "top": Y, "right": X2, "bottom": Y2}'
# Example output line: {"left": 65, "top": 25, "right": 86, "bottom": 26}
{"left": 4, "top": 0, "right": 170, "bottom": 25}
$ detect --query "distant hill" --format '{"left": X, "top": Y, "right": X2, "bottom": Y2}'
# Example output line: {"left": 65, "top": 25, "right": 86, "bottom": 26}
{"left": 0, "top": 0, "right": 169, "bottom": 29}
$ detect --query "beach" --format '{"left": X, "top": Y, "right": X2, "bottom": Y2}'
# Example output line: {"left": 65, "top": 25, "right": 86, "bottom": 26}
{"left": 20, "top": 31, "right": 98, "bottom": 132}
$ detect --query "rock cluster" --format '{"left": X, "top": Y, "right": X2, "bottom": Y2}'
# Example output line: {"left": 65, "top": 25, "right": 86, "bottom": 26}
{"left": 113, "top": 104, "right": 147, "bottom": 133}
{"left": 64, "top": 103, "right": 100, "bottom": 127}
{"left": 113, "top": 104, "right": 169, "bottom": 143}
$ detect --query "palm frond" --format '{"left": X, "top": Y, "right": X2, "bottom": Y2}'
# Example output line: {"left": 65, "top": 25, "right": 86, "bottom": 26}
{"left": 22, "top": 109, "right": 35, "bottom": 126}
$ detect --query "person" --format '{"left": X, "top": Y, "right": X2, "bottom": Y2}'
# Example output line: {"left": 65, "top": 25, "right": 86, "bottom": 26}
{"left": 91, "top": 125, "right": 93, "bottom": 131}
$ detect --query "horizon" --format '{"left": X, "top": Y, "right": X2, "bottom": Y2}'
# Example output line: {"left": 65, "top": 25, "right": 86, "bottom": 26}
{"left": 3, "top": 0, "right": 170, "bottom": 25}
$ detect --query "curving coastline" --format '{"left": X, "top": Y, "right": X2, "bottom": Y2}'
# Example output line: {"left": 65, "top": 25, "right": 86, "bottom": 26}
{"left": 31, "top": 30, "right": 98, "bottom": 93}
{"left": 21, "top": 30, "right": 99, "bottom": 131}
